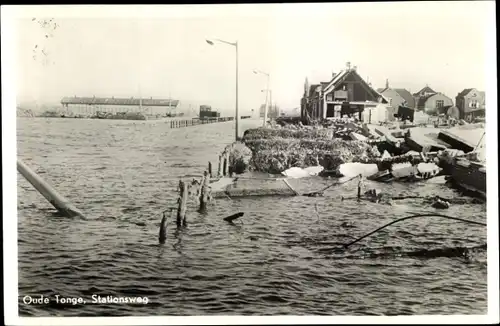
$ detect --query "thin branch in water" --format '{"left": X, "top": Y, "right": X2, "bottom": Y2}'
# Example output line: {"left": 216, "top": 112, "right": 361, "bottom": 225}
{"left": 314, "top": 202, "right": 320, "bottom": 222}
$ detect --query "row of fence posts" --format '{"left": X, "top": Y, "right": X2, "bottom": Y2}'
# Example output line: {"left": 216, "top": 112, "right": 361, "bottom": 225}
{"left": 169, "top": 117, "right": 235, "bottom": 129}
{"left": 160, "top": 148, "right": 233, "bottom": 243}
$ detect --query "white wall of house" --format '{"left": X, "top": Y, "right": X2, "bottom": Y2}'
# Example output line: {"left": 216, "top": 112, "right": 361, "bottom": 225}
{"left": 362, "top": 104, "right": 394, "bottom": 123}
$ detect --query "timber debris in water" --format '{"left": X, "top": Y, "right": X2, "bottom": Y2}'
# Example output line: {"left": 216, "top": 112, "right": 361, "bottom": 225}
{"left": 223, "top": 212, "right": 244, "bottom": 223}
{"left": 342, "top": 213, "right": 486, "bottom": 250}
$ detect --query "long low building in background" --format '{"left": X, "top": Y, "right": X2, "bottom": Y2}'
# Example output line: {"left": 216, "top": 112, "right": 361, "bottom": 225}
{"left": 60, "top": 96, "right": 180, "bottom": 116}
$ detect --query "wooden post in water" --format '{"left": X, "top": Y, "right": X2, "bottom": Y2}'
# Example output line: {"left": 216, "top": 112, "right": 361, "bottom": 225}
{"left": 176, "top": 180, "right": 188, "bottom": 227}
{"left": 159, "top": 209, "right": 169, "bottom": 244}
{"left": 16, "top": 159, "right": 84, "bottom": 218}
{"left": 225, "top": 151, "right": 231, "bottom": 176}
{"left": 208, "top": 161, "right": 213, "bottom": 178}
{"left": 217, "top": 155, "right": 223, "bottom": 177}
{"left": 357, "top": 174, "right": 363, "bottom": 201}
{"left": 222, "top": 154, "right": 228, "bottom": 177}
{"left": 199, "top": 171, "right": 210, "bottom": 213}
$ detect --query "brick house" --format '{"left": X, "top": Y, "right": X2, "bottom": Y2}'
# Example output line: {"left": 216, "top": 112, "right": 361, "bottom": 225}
{"left": 455, "top": 88, "right": 485, "bottom": 120}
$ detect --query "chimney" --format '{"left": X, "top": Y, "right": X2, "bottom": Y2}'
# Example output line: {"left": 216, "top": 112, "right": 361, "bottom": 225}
{"left": 385, "top": 79, "right": 389, "bottom": 89}
{"left": 352, "top": 66, "right": 357, "bottom": 71}
{"left": 346, "top": 62, "right": 351, "bottom": 70}
{"left": 332, "top": 72, "right": 336, "bottom": 78}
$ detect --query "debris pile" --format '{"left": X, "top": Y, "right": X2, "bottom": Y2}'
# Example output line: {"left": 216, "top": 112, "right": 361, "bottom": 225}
{"left": 225, "top": 142, "right": 253, "bottom": 174}
{"left": 242, "top": 129, "right": 380, "bottom": 174}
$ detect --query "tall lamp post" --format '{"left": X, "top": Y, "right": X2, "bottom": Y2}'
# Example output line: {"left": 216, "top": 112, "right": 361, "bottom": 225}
{"left": 253, "top": 69, "right": 270, "bottom": 127}
{"left": 206, "top": 38, "right": 239, "bottom": 141}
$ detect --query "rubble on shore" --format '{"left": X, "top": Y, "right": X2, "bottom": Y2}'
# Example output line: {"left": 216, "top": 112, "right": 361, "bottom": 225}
{"left": 222, "top": 117, "right": 486, "bottom": 198}
{"left": 242, "top": 128, "right": 380, "bottom": 175}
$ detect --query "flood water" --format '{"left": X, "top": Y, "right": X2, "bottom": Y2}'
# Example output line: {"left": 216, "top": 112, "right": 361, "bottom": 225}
{"left": 16, "top": 117, "right": 487, "bottom": 316}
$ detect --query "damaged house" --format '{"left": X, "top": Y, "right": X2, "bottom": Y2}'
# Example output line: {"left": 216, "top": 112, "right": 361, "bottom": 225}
{"left": 301, "top": 63, "right": 389, "bottom": 124}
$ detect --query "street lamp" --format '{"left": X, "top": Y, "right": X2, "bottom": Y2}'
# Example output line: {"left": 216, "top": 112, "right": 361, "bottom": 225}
{"left": 206, "top": 38, "right": 239, "bottom": 141}
{"left": 253, "top": 69, "right": 270, "bottom": 127}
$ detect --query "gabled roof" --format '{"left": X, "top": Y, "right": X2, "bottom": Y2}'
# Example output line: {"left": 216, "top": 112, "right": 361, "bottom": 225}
{"left": 61, "top": 96, "right": 179, "bottom": 107}
{"left": 322, "top": 69, "right": 349, "bottom": 94}
{"left": 393, "top": 88, "right": 415, "bottom": 107}
{"left": 323, "top": 69, "right": 388, "bottom": 103}
{"left": 456, "top": 88, "right": 476, "bottom": 97}
{"left": 413, "top": 86, "right": 436, "bottom": 96}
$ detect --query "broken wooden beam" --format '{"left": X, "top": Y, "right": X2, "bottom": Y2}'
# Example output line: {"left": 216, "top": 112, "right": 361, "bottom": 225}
{"left": 224, "top": 212, "right": 244, "bottom": 223}
{"left": 282, "top": 178, "right": 299, "bottom": 196}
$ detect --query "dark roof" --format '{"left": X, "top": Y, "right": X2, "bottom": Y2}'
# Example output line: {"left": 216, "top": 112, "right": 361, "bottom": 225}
{"left": 413, "top": 85, "right": 436, "bottom": 96}
{"left": 393, "top": 88, "right": 416, "bottom": 108}
{"left": 61, "top": 96, "right": 179, "bottom": 107}
{"left": 324, "top": 69, "right": 388, "bottom": 103}
{"left": 456, "top": 88, "right": 474, "bottom": 97}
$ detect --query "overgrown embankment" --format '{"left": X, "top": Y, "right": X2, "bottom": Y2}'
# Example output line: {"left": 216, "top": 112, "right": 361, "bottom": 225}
{"left": 227, "top": 127, "right": 381, "bottom": 174}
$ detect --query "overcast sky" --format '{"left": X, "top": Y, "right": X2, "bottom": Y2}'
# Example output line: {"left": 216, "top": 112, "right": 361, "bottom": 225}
{"left": 12, "top": 2, "right": 495, "bottom": 115}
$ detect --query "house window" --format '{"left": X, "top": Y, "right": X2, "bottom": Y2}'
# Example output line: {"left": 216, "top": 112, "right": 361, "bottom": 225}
{"left": 436, "top": 100, "right": 444, "bottom": 108}
{"left": 470, "top": 100, "right": 478, "bottom": 108}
